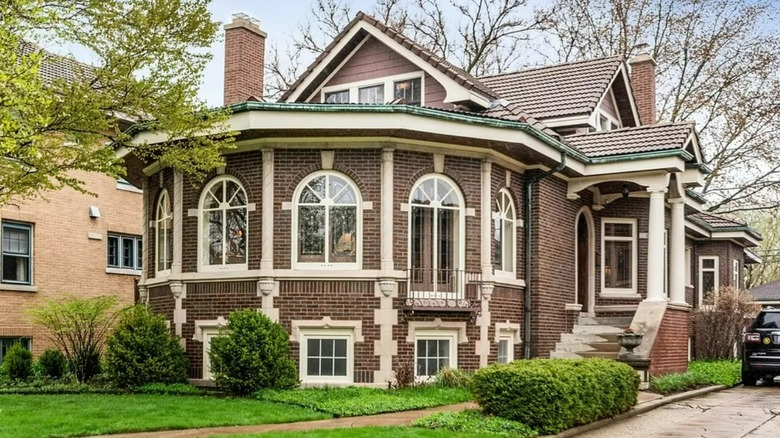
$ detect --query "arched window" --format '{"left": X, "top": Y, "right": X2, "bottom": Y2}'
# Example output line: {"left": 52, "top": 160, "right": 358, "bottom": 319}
{"left": 199, "top": 176, "right": 248, "bottom": 271}
{"left": 294, "top": 171, "right": 361, "bottom": 269}
{"left": 408, "top": 175, "right": 464, "bottom": 292}
{"left": 155, "top": 190, "right": 173, "bottom": 274}
{"left": 492, "top": 189, "right": 516, "bottom": 274}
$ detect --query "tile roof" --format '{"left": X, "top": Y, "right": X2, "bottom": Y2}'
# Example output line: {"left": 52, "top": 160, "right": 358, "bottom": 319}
{"left": 564, "top": 122, "right": 693, "bottom": 157}
{"left": 478, "top": 56, "right": 623, "bottom": 119}
{"left": 280, "top": 11, "right": 497, "bottom": 102}
{"left": 687, "top": 211, "right": 762, "bottom": 241}
{"left": 750, "top": 280, "right": 780, "bottom": 301}
{"left": 18, "top": 41, "right": 95, "bottom": 85}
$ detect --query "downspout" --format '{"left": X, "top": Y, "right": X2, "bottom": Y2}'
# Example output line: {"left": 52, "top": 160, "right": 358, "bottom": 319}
{"left": 523, "top": 152, "right": 567, "bottom": 359}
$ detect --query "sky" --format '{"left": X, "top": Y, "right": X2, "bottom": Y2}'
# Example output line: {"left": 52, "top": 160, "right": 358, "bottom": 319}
{"left": 201, "top": 1, "right": 378, "bottom": 106}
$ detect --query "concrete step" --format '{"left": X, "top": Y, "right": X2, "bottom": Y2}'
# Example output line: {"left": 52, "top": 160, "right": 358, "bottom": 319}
{"left": 560, "top": 333, "right": 611, "bottom": 343}
{"left": 578, "top": 316, "right": 634, "bottom": 327}
{"left": 589, "top": 342, "right": 621, "bottom": 352}
{"left": 550, "top": 351, "right": 583, "bottom": 359}
{"left": 572, "top": 324, "right": 625, "bottom": 335}
{"left": 554, "top": 342, "right": 596, "bottom": 353}
{"left": 578, "top": 351, "right": 619, "bottom": 359}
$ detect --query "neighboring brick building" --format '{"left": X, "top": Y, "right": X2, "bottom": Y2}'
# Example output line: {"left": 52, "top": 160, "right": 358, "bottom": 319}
{"left": 124, "top": 13, "right": 759, "bottom": 385}
{"left": 0, "top": 48, "right": 143, "bottom": 360}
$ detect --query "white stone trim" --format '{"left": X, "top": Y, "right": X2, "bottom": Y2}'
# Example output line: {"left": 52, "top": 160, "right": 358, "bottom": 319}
{"left": 290, "top": 317, "right": 364, "bottom": 343}
{"left": 261, "top": 149, "right": 275, "bottom": 271}
{"left": 193, "top": 317, "right": 227, "bottom": 342}
{"left": 406, "top": 318, "right": 468, "bottom": 343}
{"left": 494, "top": 321, "right": 522, "bottom": 344}
{"left": 380, "top": 149, "right": 394, "bottom": 273}
{"left": 414, "top": 329, "right": 459, "bottom": 381}
{"left": 373, "top": 279, "right": 398, "bottom": 384}
{"left": 321, "top": 150, "right": 335, "bottom": 169}
{"left": 173, "top": 170, "right": 184, "bottom": 275}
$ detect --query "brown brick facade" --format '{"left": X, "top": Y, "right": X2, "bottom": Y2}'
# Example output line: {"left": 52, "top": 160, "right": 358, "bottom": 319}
{"left": 650, "top": 307, "right": 689, "bottom": 375}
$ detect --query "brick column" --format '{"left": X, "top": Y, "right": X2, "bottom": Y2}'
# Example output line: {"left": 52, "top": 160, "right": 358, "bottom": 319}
{"left": 646, "top": 187, "right": 667, "bottom": 302}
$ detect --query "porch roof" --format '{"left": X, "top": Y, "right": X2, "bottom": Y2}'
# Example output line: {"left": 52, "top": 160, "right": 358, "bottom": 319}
{"left": 564, "top": 122, "right": 695, "bottom": 158}
{"left": 687, "top": 211, "right": 762, "bottom": 243}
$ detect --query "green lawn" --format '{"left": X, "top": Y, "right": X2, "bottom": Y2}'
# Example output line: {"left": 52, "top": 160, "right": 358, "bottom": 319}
{"left": 255, "top": 386, "right": 472, "bottom": 417}
{"left": 223, "top": 426, "right": 481, "bottom": 438}
{"left": 0, "top": 394, "right": 329, "bottom": 438}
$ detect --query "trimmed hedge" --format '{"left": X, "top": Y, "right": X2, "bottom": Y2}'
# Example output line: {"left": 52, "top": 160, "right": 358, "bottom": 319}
{"left": 472, "top": 359, "right": 639, "bottom": 434}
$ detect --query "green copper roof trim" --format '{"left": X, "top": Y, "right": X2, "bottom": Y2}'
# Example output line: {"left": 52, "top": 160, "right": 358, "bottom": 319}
{"left": 685, "top": 189, "right": 708, "bottom": 204}
{"left": 685, "top": 162, "right": 712, "bottom": 174}
{"left": 588, "top": 148, "right": 693, "bottom": 164}
{"left": 687, "top": 215, "right": 762, "bottom": 241}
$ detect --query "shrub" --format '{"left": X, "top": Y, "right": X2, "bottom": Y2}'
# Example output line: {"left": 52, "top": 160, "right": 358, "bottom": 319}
{"left": 434, "top": 367, "right": 472, "bottom": 388}
{"left": 692, "top": 287, "right": 760, "bottom": 360}
{"left": 390, "top": 359, "right": 416, "bottom": 389}
{"left": 472, "top": 359, "right": 639, "bottom": 434}
{"left": 649, "top": 371, "right": 710, "bottom": 395}
{"left": 29, "top": 295, "right": 119, "bottom": 382}
{"left": 2, "top": 342, "right": 32, "bottom": 381}
{"left": 209, "top": 309, "right": 298, "bottom": 394}
{"left": 38, "top": 349, "right": 69, "bottom": 379}
{"left": 414, "top": 410, "right": 538, "bottom": 438}
{"left": 105, "top": 305, "right": 189, "bottom": 388}
{"left": 689, "top": 360, "right": 742, "bottom": 387}
{"left": 135, "top": 383, "right": 209, "bottom": 395}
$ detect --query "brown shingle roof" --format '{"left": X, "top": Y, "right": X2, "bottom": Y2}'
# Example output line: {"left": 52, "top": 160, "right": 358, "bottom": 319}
{"left": 478, "top": 56, "right": 623, "bottom": 119}
{"left": 750, "top": 280, "right": 780, "bottom": 301}
{"left": 280, "top": 11, "right": 496, "bottom": 102}
{"left": 564, "top": 122, "right": 693, "bottom": 157}
{"left": 18, "top": 41, "right": 95, "bottom": 85}
{"left": 687, "top": 211, "right": 762, "bottom": 241}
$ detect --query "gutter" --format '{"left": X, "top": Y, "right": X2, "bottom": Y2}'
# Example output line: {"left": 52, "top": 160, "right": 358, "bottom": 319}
{"left": 523, "top": 151, "right": 567, "bottom": 359}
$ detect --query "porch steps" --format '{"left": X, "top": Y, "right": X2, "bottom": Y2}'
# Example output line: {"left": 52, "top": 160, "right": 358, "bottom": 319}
{"left": 550, "top": 315, "right": 631, "bottom": 359}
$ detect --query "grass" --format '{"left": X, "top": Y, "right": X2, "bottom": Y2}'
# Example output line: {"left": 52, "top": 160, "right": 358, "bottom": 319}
{"left": 414, "top": 410, "right": 537, "bottom": 438}
{"left": 649, "top": 360, "right": 742, "bottom": 395}
{"left": 255, "top": 386, "right": 472, "bottom": 417}
{"left": 221, "top": 426, "right": 480, "bottom": 437}
{"left": 0, "top": 394, "right": 329, "bottom": 438}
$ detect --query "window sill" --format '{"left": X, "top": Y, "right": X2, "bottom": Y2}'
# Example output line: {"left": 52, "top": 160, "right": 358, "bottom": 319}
{"left": 492, "top": 273, "right": 526, "bottom": 288}
{"left": 106, "top": 268, "right": 142, "bottom": 276}
{"left": 0, "top": 284, "right": 38, "bottom": 293}
{"left": 600, "top": 292, "right": 641, "bottom": 300}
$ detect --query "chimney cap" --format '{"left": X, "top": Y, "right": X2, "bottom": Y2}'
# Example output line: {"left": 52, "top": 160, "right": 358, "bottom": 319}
{"left": 224, "top": 12, "right": 266, "bottom": 37}
{"left": 628, "top": 43, "right": 656, "bottom": 66}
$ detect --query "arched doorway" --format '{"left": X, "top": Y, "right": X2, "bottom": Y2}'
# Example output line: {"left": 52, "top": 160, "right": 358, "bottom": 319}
{"left": 575, "top": 207, "right": 595, "bottom": 315}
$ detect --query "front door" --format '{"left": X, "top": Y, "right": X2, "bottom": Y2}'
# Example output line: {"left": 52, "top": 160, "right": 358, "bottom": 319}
{"left": 577, "top": 215, "right": 589, "bottom": 311}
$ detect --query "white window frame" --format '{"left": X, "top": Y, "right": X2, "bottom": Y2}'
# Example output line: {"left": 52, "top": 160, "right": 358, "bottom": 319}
{"left": 492, "top": 189, "right": 517, "bottom": 277}
{"left": 292, "top": 171, "right": 363, "bottom": 270}
{"left": 202, "top": 328, "right": 220, "bottom": 380}
{"left": 601, "top": 218, "right": 638, "bottom": 296}
{"left": 299, "top": 329, "right": 354, "bottom": 385}
{"left": 733, "top": 259, "right": 741, "bottom": 290}
{"left": 197, "top": 175, "right": 249, "bottom": 273}
{"left": 155, "top": 189, "right": 173, "bottom": 275}
{"left": 496, "top": 333, "right": 514, "bottom": 364}
{"left": 1, "top": 221, "right": 33, "bottom": 285}
{"left": 321, "top": 71, "right": 425, "bottom": 106}
{"left": 414, "top": 330, "right": 458, "bottom": 382}
{"left": 685, "top": 246, "right": 693, "bottom": 287}
{"left": 407, "top": 174, "right": 466, "bottom": 296}
{"left": 698, "top": 255, "right": 720, "bottom": 305}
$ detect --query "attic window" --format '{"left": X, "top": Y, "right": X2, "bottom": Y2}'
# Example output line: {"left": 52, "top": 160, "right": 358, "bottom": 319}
{"left": 325, "top": 90, "right": 349, "bottom": 104}
{"left": 359, "top": 85, "right": 384, "bottom": 104}
{"left": 394, "top": 78, "right": 421, "bottom": 105}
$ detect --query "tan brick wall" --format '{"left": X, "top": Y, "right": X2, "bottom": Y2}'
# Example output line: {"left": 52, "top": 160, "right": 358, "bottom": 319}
{"left": 0, "top": 171, "right": 142, "bottom": 356}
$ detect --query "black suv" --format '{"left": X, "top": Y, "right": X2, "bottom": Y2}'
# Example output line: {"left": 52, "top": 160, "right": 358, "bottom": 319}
{"left": 742, "top": 308, "right": 780, "bottom": 385}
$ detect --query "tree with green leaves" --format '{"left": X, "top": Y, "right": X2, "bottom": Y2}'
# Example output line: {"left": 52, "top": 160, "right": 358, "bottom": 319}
{"left": 0, "top": 0, "right": 233, "bottom": 206}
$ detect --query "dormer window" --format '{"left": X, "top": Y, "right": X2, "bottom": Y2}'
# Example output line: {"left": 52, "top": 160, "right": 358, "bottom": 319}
{"left": 320, "top": 72, "right": 425, "bottom": 106}
{"left": 596, "top": 112, "right": 621, "bottom": 132}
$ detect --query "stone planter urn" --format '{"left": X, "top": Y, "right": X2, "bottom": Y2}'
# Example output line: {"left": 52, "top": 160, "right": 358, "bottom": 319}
{"left": 616, "top": 331, "right": 644, "bottom": 353}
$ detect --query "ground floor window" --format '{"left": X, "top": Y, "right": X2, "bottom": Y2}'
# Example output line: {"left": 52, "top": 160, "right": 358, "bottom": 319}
{"left": 415, "top": 331, "right": 457, "bottom": 380}
{"left": 202, "top": 329, "right": 219, "bottom": 380}
{"left": 107, "top": 233, "right": 142, "bottom": 270}
{"left": 497, "top": 334, "right": 514, "bottom": 364}
{"left": 699, "top": 256, "right": 719, "bottom": 305}
{"left": 299, "top": 330, "right": 353, "bottom": 384}
{"left": 0, "top": 338, "right": 31, "bottom": 364}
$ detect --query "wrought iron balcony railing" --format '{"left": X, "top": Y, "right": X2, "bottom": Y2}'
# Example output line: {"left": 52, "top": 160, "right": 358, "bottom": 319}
{"left": 403, "top": 268, "right": 482, "bottom": 319}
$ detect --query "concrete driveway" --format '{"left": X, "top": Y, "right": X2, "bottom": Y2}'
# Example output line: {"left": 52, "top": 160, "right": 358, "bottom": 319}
{"left": 580, "top": 384, "right": 780, "bottom": 437}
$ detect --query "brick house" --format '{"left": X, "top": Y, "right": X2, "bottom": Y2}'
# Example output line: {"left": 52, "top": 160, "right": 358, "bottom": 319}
{"left": 124, "top": 13, "right": 759, "bottom": 385}
{"left": 1, "top": 46, "right": 143, "bottom": 360}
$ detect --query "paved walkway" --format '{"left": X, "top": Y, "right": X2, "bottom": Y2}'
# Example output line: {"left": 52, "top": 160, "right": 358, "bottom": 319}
{"left": 89, "top": 390, "right": 668, "bottom": 438}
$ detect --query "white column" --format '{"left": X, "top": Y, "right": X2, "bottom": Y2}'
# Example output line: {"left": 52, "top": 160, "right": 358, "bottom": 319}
{"left": 381, "top": 149, "right": 394, "bottom": 273}
{"left": 261, "top": 149, "right": 274, "bottom": 271}
{"left": 140, "top": 178, "right": 149, "bottom": 285}
{"left": 480, "top": 160, "right": 492, "bottom": 278}
{"left": 669, "top": 198, "right": 686, "bottom": 304}
{"left": 646, "top": 187, "right": 668, "bottom": 302}
{"left": 172, "top": 170, "right": 183, "bottom": 275}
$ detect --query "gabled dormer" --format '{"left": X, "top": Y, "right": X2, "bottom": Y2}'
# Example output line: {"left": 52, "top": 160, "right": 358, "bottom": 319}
{"left": 280, "top": 12, "right": 497, "bottom": 110}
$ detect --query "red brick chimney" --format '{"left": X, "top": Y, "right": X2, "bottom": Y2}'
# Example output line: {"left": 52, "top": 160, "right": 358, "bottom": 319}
{"left": 628, "top": 44, "right": 657, "bottom": 126}
{"left": 223, "top": 13, "right": 266, "bottom": 106}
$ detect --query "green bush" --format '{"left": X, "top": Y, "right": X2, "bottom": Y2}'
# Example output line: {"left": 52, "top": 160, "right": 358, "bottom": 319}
{"left": 38, "top": 349, "right": 69, "bottom": 379}
{"left": 472, "top": 359, "right": 639, "bottom": 434}
{"left": 209, "top": 309, "right": 298, "bottom": 394}
{"left": 3, "top": 342, "right": 32, "bottom": 381}
{"left": 689, "top": 360, "right": 741, "bottom": 387}
{"left": 414, "top": 410, "right": 538, "bottom": 438}
{"left": 135, "top": 382, "right": 210, "bottom": 395}
{"left": 105, "top": 305, "right": 189, "bottom": 388}
{"left": 649, "top": 372, "right": 709, "bottom": 395}
{"left": 434, "top": 367, "right": 472, "bottom": 388}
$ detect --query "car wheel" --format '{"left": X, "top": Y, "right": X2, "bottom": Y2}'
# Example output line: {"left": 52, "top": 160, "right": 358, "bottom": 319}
{"left": 742, "top": 370, "right": 758, "bottom": 386}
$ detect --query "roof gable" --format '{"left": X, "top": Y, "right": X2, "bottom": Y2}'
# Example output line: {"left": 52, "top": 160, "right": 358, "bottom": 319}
{"left": 280, "top": 12, "right": 496, "bottom": 108}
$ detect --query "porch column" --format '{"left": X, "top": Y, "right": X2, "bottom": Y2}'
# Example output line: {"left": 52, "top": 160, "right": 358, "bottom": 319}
{"left": 646, "top": 187, "right": 668, "bottom": 302}
{"left": 480, "top": 160, "right": 493, "bottom": 279}
{"left": 172, "top": 169, "right": 183, "bottom": 275}
{"left": 381, "top": 148, "right": 394, "bottom": 273}
{"left": 669, "top": 198, "right": 686, "bottom": 305}
{"left": 261, "top": 149, "right": 274, "bottom": 271}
